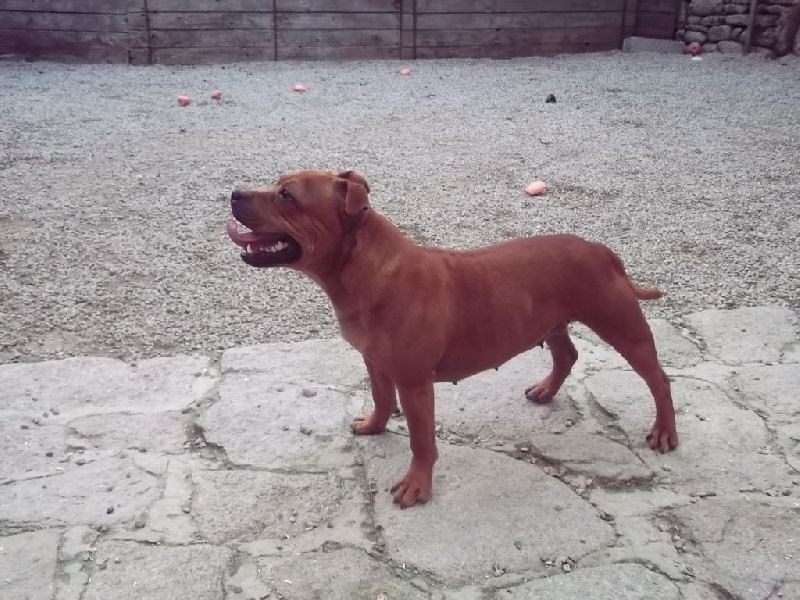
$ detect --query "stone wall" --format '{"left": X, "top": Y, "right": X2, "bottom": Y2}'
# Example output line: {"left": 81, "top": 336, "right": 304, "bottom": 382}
{"left": 676, "top": 0, "right": 800, "bottom": 56}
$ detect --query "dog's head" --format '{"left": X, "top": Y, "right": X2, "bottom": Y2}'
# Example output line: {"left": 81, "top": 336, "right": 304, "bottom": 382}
{"left": 226, "top": 170, "right": 370, "bottom": 272}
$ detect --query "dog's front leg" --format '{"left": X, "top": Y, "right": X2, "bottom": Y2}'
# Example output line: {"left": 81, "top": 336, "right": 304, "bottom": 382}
{"left": 351, "top": 358, "right": 397, "bottom": 435}
{"left": 391, "top": 381, "right": 437, "bottom": 509}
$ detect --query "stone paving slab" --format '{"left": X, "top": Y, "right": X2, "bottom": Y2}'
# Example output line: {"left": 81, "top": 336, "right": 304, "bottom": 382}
{"left": 0, "top": 530, "right": 59, "bottom": 599}
{"left": 0, "top": 307, "right": 798, "bottom": 599}
{"left": 683, "top": 306, "right": 797, "bottom": 365}
{"left": 201, "top": 373, "right": 354, "bottom": 469}
{"left": 256, "top": 547, "right": 429, "bottom": 600}
{"left": 362, "top": 435, "right": 614, "bottom": 585}
{"left": 495, "top": 563, "right": 681, "bottom": 599}
{"left": 665, "top": 497, "right": 800, "bottom": 600}
{"left": 84, "top": 541, "right": 231, "bottom": 600}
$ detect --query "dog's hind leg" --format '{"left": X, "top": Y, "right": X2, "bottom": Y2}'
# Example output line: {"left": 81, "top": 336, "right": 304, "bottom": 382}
{"left": 581, "top": 299, "right": 678, "bottom": 452}
{"left": 525, "top": 322, "right": 578, "bottom": 404}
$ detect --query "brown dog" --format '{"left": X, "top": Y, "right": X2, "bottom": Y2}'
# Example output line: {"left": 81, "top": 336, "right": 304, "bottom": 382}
{"left": 226, "top": 170, "right": 678, "bottom": 508}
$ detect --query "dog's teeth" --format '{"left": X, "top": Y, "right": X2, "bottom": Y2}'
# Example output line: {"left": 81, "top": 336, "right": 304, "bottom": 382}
{"left": 246, "top": 244, "right": 253, "bottom": 254}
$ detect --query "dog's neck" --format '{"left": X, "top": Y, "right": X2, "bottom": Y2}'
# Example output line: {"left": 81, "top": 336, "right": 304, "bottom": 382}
{"left": 310, "top": 209, "right": 415, "bottom": 309}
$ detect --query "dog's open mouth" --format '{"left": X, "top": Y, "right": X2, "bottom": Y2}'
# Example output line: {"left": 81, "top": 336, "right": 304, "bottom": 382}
{"left": 225, "top": 217, "right": 301, "bottom": 267}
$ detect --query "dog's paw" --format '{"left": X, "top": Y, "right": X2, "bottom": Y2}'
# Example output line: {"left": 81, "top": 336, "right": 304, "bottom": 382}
{"left": 350, "top": 414, "right": 387, "bottom": 436}
{"left": 391, "top": 467, "right": 433, "bottom": 509}
{"left": 525, "top": 377, "right": 557, "bottom": 404}
{"left": 646, "top": 422, "right": 679, "bottom": 453}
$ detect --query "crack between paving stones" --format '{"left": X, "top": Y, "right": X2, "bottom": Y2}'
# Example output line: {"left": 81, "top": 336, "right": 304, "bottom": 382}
{"left": 579, "top": 385, "right": 639, "bottom": 454}
{"left": 118, "top": 538, "right": 218, "bottom": 548}
{"left": 52, "top": 526, "right": 84, "bottom": 600}
{"left": 351, "top": 450, "right": 445, "bottom": 592}
{"left": 0, "top": 469, "right": 72, "bottom": 486}
{"left": 671, "top": 318, "right": 712, "bottom": 357}
{"left": 605, "top": 557, "right": 688, "bottom": 585}
{"left": 220, "top": 548, "right": 240, "bottom": 600}
{"left": 707, "top": 581, "right": 743, "bottom": 600}
{"left": 75, "top": 539, "right": 97, "bottom": 600}
{"left": 353, "top": 450, "right": 384, "bottom": 554}
{"left": 0, "top": 521, "right": 56, "bottom": 536}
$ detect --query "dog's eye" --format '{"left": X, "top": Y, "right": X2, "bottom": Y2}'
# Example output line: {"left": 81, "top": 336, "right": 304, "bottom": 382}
{"left": 277, "top": 188, "right": 292, "bottom": 202}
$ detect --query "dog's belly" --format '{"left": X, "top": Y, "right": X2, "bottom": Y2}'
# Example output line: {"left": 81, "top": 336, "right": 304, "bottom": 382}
{"left": 432, "top": 337, "right": 540, "bottom": 383}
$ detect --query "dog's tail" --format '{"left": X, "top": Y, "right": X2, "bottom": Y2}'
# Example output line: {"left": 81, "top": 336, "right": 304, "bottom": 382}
{"left": 632, "top": 285, "right": 663, "bottom": 301}
{"left": 606, "top": 247, "right": 663, "bottom": 301}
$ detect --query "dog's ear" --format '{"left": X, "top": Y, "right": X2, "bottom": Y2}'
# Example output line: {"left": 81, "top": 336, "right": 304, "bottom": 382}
{"left": 339, "top": 170, "right": 370, "bottom": 193}
{"left": 339, "top": 170, "right": 370, "bottom": 216}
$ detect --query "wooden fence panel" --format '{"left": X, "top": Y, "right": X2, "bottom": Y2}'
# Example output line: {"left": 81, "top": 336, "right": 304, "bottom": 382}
{"left": 148, "top": 29, "right": 273, "bottom": 49}
{"left": 0, "top": 0, "right": 679, "bottom": 63}
{"left": 417, "top": 40, "right": 618, "bottom": 58}
{"left": 139, "top": 1, "right": 275, "bottom": 64}
{"left": 275, "top": 13, "right": 401, "bottom": 30}
{"left": 0, "top": 0, "right": 145, "bottom": 63}
{"left": 0, "top": 11, "right": 136, "bottom": 32}
{"left": 417, "top": 0, "right": 625, "bottom": 13}
{"left": 0, "top": 0, "right": 143, "bottom": 13}
{"left": 145, "top": 0, "right": 268, "bottom": 11}
{"left": 274, "top": 2, "right": 401, "bottom": 61}
{"left": 150, "top": 47, "right": 275, "bottom": 64}
{"left": 146, "top": 12, "right": 273, "bottom": 30}
{"left": 416, "top": 12, "right": 624, "bottom": 30}
{"left": 415, "top": 0, "right": 625, "bottom": 59}
{"left": 0, "top": 29, "right": 144, "bottom": 62}
{"left": 277, "top": 0, "right": 400, "bottom": 11}
{"left": 634, "top": 0, "right": 679, "bottom": 39}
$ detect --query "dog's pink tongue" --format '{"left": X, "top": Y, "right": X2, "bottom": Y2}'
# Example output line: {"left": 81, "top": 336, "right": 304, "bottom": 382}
{"left": 225, "top": 217, "right": 260, "bottom": 248}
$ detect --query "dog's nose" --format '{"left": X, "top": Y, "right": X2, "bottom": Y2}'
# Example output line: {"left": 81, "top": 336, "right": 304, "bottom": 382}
{"left": 230, "top": 189, "right": 246, "bottom": 204}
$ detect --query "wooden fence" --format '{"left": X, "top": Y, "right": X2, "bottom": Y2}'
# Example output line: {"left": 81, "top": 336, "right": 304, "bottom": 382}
{"left": 0, "top": 0, "right": 680, "bottom": 65}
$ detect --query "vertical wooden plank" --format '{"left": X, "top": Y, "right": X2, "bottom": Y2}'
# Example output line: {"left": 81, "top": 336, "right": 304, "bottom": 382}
{"left": 141, "top": 0, "right": 152, "bottom": 64}
{"left": 273, "top": 0, "right": 279, "bottom": 60}
{"left": 126, "top": 2, "right": 147, "bottom": 63}
{"left": 400, "top": 0, "right": 415, "bottom": 59}
{"left": 412, "top": 0, "right": 417, "bottom": 59}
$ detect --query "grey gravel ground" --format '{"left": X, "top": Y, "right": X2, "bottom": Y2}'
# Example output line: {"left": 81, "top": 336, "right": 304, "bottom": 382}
{"left": 0, "top": 52, "right": 798, "bottom": 365}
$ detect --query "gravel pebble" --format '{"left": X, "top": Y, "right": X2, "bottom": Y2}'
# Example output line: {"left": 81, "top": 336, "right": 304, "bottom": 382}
{"left": 0, "top": 55, "right": 798, "bottom": 365}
